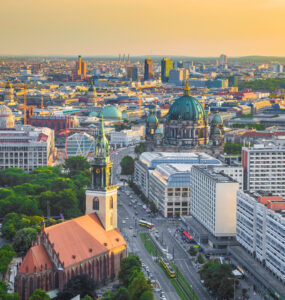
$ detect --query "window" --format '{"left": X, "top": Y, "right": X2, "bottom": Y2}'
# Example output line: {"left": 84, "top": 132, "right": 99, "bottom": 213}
{"left": 93, "top": 197, "right": 99, "bottom": 210}
{"left": 110, "top": 197, "right": 113, "bottom": 209}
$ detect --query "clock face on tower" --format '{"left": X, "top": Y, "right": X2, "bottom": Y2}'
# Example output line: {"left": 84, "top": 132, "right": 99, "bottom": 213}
{"left": 96, "top": 168, "right": 100, "bottom": 174}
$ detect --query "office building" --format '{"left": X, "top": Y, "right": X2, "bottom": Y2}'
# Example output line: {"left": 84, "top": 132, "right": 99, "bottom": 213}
{"left": 168, "top": 68, "right": 188, "bottom": 85}
{"left": 109, "top": 130, "right": 141, "bottom": 148}
{"left": 127, "top": 66, "right": 138, "bottom": 81}
{"left": 219, "top": 54, "right": 228, "bottom": 66}
{"left": 242, "top": 138, "right": 285, "bottom": 197}
{"left": 73, "top": 55, "right": 87, "bottom": 79}
{"left": 144, "top": 58, "right": 154, "bottom": 81}
{"left": 236, "top": 190, "right": 285, "bottom": 282}
{"left": 161, "top": 57, "right": 173, "bottom": 83}
{"left": 67, "top": 132, "right": 95, "bottom": 158}
{"left": 190, "top": 166, "right": 239, "bottom": 237}
{"left": 134, "top": 151, "right": 221, "bottom": 198}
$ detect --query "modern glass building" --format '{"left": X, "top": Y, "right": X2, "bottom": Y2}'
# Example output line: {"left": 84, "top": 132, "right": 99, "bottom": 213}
{"left": 67, "top": 132, "right": 95, "bottom": 157}
{"left": 161, "top": 57, "right": 173, "bottom": 83}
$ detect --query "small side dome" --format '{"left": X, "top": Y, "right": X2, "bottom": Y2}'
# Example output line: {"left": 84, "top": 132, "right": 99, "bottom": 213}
{"left": 155, "top": 128, "right": 162, "bottom": 134}
{"left": 147, "top": 114, "right": 158, "bottom": 124}
{"left": 211, "top": 113, "right": 223, "bottom": 124}
{"left": 89, "top": 111, "right": 99, "bottom": 117}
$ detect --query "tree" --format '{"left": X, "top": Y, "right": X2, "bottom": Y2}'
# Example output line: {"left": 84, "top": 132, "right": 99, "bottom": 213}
{"left": 197, "top": 254, "right": 205, "bottom": 264}
{"left": 199, "top": 259, "right": 234, "bottom": 299}
{"left": 29, "top": 289, "right": 50, "bottom": 300}
{"left": 13, "top": 228, "right": 37, "bottom": 255}
{"left": 0, "top": 281, "right": 20, "bottom": 300}
{"left": 0, "top": 168, "right": 27, "bottom": 187}
{"left": 119, "top": 255, "right": 142, "bottom": 287}
{"left": 64, "top": 156, "right": 90, "bottom": 176}
{"left": 189, "top": 246, "right": 197, "bottom": 256}
{"left": 102, "top": 290, "right": 116, "bottom": 300}
{"left": 135, "top": 143, "right": 145, "bottom": 155}
{"left": 139, "top": 290, "right": 154, "bottom": 300}
{"left": 149, "top": 202, "right": 158, "bottom": 214}
{"left": 0, "top": 244, "right": 15, "bottom": 275}
{"left": 81, "top": 296, "right": 93, "bottom": 300}
{"left": 128, "top": 272, "right": 153, "bottom": 300}
{"left": 57, "top": 274, "right": 97, "bottom": 300}
{"left": 120, "top": 156, "right": 134, "bottom": 175}
{"left": 115, "top": 287, "right": 131, "bottom": 300}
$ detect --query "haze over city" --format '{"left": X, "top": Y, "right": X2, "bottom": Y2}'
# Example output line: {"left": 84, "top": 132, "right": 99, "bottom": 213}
{"left": 1, "top": 0, "right": 285, "bottom": 57}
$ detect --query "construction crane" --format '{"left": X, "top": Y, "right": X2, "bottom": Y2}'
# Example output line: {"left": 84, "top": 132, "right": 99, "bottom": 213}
{"left": 24, "top": 84, "right": 27, "bottom": 125}
{"left": 139, "top": 87, "right": 142, "bottom": 118}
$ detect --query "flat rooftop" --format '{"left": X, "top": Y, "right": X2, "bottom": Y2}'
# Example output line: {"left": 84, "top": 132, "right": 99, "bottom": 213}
{"left": 193, "top": 165, "right": 237, "bottom": 183}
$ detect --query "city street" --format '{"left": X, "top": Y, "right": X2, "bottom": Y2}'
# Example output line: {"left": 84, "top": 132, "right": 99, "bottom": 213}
{"left": 117, "top": 184, "right": 211, "bottom": 300}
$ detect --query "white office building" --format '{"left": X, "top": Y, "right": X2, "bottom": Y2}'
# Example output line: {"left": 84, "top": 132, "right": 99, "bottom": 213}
{"left": 109, "top": 130, "right": 141, "bottom": 148}
{"left": 190, "top": 166, "right": 239, "bottom": 237}
{"left": 236, "top": 190, "right": 285, "bottom": 282}
{"left": 212, "top": 165, "right": 243, "bottom": 189}
{"left": 0, "top": 126, "right": 55, "bottom": 171}
{"left": 242, "top": 138, "right": 285, "bottom": 196}
{"left": 134, "top": 152, "right": 221, "bottom": 198}
{"left": 67, "top": 132, "right": 95, "bottom": 158}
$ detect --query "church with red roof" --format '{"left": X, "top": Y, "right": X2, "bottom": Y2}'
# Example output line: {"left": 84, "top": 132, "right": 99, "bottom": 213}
{"left": 15, "top": 118, "right": 127, "bottom": 299}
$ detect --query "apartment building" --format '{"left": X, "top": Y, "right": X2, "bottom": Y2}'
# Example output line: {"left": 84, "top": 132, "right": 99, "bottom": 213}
{"left": 236, "top": 190, "right": 285, "bottom": 282}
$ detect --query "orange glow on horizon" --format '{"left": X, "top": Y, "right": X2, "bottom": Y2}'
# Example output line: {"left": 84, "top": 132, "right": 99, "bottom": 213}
{"left": 0, "top": 0, "right": 284, "bottom": 56}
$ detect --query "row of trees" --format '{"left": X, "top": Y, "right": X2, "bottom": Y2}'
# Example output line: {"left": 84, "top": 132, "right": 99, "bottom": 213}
{"left": 231, "top": 123, "right": 265, "bottom": 130}
{"left": 102, "top": 255, "right": 153, "bottom": 300}
{"left": 0, "top": 156, "right": 91, "bottom": 219}
{"left": 239, "top": 78, "right": 285, "bottom": 91}
{"left": 224, "top": 142, "right": 243, "bottom": 155}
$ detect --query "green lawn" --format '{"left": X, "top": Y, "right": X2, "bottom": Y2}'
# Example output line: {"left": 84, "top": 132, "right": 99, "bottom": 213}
{"left": 140, "top": 232, "right": 163, "bottom": 257}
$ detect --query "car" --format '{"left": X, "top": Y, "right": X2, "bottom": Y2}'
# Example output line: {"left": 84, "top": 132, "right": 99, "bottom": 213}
{"left": 133, "top": 233, "right": 137, "bottom": 237}
{"left": 125, "top": 217, "right": 129, "bottom": 220}
{"left": 129, "top": 226, "right": 133, "bottom": 229}
{"left": 122, "top": 220, "right": 126, "bottom": 224}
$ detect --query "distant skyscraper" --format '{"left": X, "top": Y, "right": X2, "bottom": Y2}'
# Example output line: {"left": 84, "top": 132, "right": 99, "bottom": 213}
{"left": 73, "top": 55, "right": 87, "bottom": 79}
{"left": 127, "top": 66, "right": 138, "bottom": 81}
{"left": 144, "top": 58, "right": 154, "bottom": 81}
{"left": 161, "top": 57, "right": 173, "bottom": 83}
{"left": 219, "top": 54, "right": 228, "bottom": 65}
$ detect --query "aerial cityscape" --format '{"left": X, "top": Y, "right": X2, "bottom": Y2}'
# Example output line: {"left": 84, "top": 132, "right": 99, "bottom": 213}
{"left": 0, "top": 1, "right": 285, "bottom": 300}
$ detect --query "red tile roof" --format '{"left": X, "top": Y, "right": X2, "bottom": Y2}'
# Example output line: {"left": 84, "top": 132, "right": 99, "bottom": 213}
{"left": 18, "top": 244, "right": 53, "bottom": 274}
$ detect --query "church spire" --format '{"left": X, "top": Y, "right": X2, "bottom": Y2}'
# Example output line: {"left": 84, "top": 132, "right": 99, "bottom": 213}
{"left": 184, "top": 80, "right": 191, "bottom": 96}
{"left": 95, "top": 117, "right": 109, "bottom": 158}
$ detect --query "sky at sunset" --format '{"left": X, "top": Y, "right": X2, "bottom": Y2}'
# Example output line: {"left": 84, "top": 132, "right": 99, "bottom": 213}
{"left": 0, "top": 0, "right": 285, "bottom": 57}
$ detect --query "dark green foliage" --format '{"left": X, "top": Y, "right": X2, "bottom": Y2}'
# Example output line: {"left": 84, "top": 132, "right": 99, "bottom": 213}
{"left": 115, "top": 287, "right": 131, "bottom": 300}
{"left": 0, "top": 244, "right": 15, "bottom": 275}
{"left": 232, "top": 123, "right": 265, "bottom": 130}
{"left": 63, "top": 156, "right": 90, "bottom": 176}
{"left": 81, "top": 296, "right": 93, "bottom": 300}
{"left": 57, "top": 274, "right": 97, "bottom": 300}
{"left": 128, "top": 272, "right": 153, "bottom": 300}
{"left": 199, "top": 259, "right": 234, "bottom": 299}
{"left": 2, "top": 213, "right": 43, "bottom": 240}
{"left": 239, "top": 78, "right": 285, "bottom": 91}
{"left": 0, "top": 156, "right": 91, "bottom": 219}
{"left": 224, "top": 142, "right": 243, "bottom": 155}
{"left": 238, "top": 114, "right": 253, "bottom": 119}
{"left": 135, "top": 143, "right": 145, "bottom": 155}
{"left": 149, "top": 202, "right": 158, "bottom": 213}
{"left": 139, "top": 290, "right": 154, "bottom": 300}
{"left": 118, "top": 254, "right": 142, "bottom": 287}
{"left": 102, "top": 290, "right": 116, "bottom": 300}
{"left": 197, "top": 254, "right": 205, "bottom": 264}
{"left": 114, "top": 123, "right": 130, "bottom": 132}
{"left": 29, "top": 289, "right": 50, "bottom": 300}
{"left": 0, "top": 281, "right": 20, "bottom": 300}
{"left": 120, "top": 156, "right": 134, "bottom": 175}
{"left": 189, "top": 246, "right": 197, "bottom": 256}
{"left": 13, "top": 228, "right": 37, "bottom": 255}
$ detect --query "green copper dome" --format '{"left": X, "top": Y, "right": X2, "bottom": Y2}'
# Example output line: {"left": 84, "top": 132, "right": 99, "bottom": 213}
{"left": 167, "top": 94, "right": 207, "bottom": 122}
{"left": 211, "top": 113, "right": 223, "bottom": 124}
{"left": 147, "top": 114, "right": 158, "bottom": 124}
{"left": 155, "top": 127, "right": 162, "bottom": 134}
{"left": 99, "top": 105, "right": 122, "bottom": 119}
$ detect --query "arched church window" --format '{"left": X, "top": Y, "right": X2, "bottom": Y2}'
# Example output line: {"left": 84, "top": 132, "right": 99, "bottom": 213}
{"left": 110, "top": 197, "right": 113, "bottom": 209}
{"left": 93, "top": 197, "right": 99, "bottom": 210}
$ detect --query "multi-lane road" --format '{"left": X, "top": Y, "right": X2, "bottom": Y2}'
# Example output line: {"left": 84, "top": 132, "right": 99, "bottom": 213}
{"left": 116, "top": 183, "right": 211, "bottom": 300}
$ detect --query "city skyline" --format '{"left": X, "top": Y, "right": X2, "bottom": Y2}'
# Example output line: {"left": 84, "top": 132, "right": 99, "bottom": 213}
{"left": 1, "top": 0, "right": 285, "bottom": 57}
